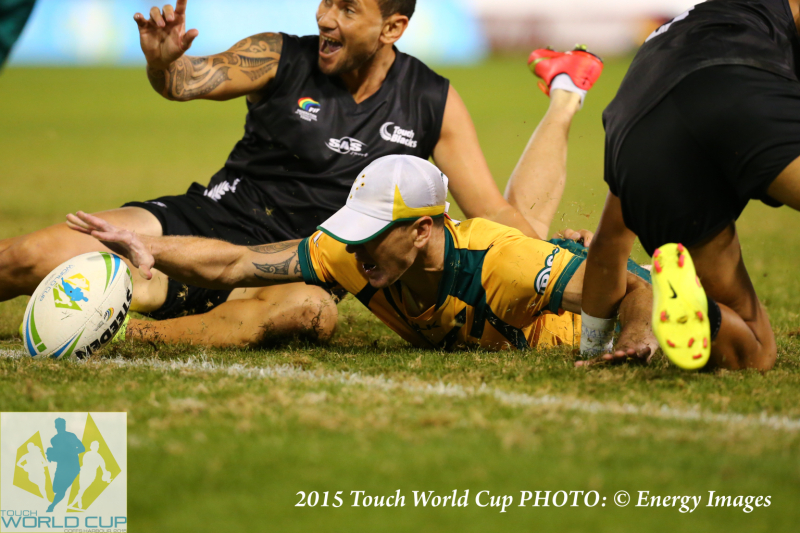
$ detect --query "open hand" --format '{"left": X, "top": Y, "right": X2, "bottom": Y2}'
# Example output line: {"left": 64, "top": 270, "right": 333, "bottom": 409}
{"left": 134, "top": 0, "right": 198, "bottom": 69}
{"left": 574, "top": 345, "right": 653, "bottom": 367}
{"left": 66, "top": 211, "right": 155, "bottom": 280}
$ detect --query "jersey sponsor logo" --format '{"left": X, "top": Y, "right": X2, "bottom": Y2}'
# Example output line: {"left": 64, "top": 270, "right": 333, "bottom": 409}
{"left": 326, "top": 137, "right": 368, "bottom": 157}
{"left": 203, "top": 178, "right": 241, "bottom": 202}
{"left": 380, "top": 122, "right": 418, "bottom": 148}
{"left": 296, "top": 97, "right": 321, "bottom": 122}
{"left": 534, "top": 248, "right": 560, "bottom": 295}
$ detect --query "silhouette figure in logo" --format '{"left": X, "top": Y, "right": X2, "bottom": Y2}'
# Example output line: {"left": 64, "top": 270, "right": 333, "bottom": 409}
{"left": 16, "top": 443, "right": 49, "bottom": 500}
{"left": 45, "top": 418, "right": 84, "bottom": 512}
{"left": 60, "top": 278, "right": 88, "bottom": 303}
{"left": 68, "top": 441, "right": 111, "bottom": 510}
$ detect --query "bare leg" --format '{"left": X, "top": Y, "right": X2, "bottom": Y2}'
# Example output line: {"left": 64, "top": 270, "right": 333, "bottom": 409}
{"left": 690, "top": 224, "right": 776, "bottom": 370}
{"left": 766, "top": 153, "right": 800, "bottom": 210}
{"left": 127, "top": 283, "right": 338, "bottom": 348}
{"left": 0, "top": 207, "right": 168, "bottom": 312}
{"left": 505, "top": 89, "right": 582, "bottom": 238}
{"left": 35, "top": 478, "right": 48, "bottom": 500}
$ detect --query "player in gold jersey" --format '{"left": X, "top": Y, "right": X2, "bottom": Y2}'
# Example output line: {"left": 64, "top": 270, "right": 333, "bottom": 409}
{"left": 68, "top": 155, "right": 656, "bottom": 356}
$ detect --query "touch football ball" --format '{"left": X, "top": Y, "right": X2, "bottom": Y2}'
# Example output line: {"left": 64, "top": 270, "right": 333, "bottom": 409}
{"left": 22, "top": 252, "right": 133, "bottom": 359}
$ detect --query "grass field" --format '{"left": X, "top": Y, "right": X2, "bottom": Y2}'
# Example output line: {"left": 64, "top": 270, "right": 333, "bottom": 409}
{"left": 1, "top": 57, "right": 800, "bottom": 532}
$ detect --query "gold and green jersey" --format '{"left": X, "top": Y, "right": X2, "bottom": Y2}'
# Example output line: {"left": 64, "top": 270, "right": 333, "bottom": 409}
{"left": 298, "top": 218, "right": 585, "bottom": 351}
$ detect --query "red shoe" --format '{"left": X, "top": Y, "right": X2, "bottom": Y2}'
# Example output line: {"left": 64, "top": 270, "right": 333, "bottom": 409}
{"left": 528, "top": 45, "right": 604, "bottom": 96}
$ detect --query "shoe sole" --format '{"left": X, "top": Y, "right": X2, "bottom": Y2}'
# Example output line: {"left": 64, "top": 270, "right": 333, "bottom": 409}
{"left": 651, "top": 243, "right": 711, "bottom": 370}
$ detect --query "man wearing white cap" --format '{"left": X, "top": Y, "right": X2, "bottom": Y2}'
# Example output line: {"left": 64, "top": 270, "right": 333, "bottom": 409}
{"left": 68, "top": 155, "right": 656, "bottom": 355}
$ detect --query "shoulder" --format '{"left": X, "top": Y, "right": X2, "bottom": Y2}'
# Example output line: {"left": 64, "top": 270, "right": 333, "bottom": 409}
{"left": 452, "top": 218, "right": 527, "bottom": 251}
{"left": 395, "top": 50, "right": 449, "bottom": 83}
{"left": 393, "top": 49, "right": 450, "bottom": 107}
{"left": 264, "top": 34, "right": 318, "bottom": 97}
{"left": 302, "top": 232, "right": 368, "bottom": 294}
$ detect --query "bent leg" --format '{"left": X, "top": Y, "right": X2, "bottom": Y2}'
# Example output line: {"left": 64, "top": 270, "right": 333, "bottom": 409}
{"left": 767, "top": 154, "right": 800, "bottom": 210}
{"left": 505, "top": 90, "right": 582, "bottom": 238}
{"left": 126, "top": 283, "right": 338, "bottom": 348}
{"left": 0, "top": 207, "right": 168, "bottom": 312}
{"left": 689, "top": 224, "right": 776, "bottom": 370}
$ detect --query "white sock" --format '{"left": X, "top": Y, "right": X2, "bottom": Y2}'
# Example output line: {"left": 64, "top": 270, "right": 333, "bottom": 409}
{"left": 579, "top": 311, "right": 615, "bottom": 358}
{"left": 550, "top": 73, "right": 587, "bottom": 109}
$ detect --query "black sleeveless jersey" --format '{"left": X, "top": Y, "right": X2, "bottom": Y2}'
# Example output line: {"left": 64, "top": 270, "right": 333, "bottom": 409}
{"left": 603, "top": 0, "right": 800, "bottom": 170}
{"left": 221, "top": 33, "right": 449, "bottom": 238}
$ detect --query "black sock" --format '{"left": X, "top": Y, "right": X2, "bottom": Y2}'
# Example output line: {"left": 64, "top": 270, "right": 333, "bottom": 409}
{"left": 707, "top": 295, "right": 722, "bottom": 340}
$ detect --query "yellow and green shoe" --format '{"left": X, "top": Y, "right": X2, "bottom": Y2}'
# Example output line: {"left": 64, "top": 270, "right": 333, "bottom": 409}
{"left": 651, "top": 243, "right": 711, "bottom": 370}
{"left": 111, "top": 314, "right": 130, "bottom": 344}
{"left": 18, "top": 314, "right": 130, "bottom": 347}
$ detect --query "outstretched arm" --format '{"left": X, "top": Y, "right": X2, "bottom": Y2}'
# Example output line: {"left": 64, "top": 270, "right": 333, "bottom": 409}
{"left": 66, "top": 212, "right": 303, "bottom": 289}
{"left": 135, "top": 1, "right": 282, "bottom": 101}
{"left": 562, "top": 259, "right": 657, "bottom": 366}
{"left": 565, "top": 192, "right": 657, "bottom": 365}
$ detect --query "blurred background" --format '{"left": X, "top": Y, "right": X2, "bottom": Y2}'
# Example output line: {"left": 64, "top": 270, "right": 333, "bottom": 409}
{"left": 4, "top": 3, "right": 800, "bottom": 530}
{"left": 6, "top": 0, "right": 699, "bottom": 66}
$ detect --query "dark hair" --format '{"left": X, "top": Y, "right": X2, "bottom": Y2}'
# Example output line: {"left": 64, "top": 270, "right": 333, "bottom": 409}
{"left": 378, "top": 0, "right": 415, "bottom": 19}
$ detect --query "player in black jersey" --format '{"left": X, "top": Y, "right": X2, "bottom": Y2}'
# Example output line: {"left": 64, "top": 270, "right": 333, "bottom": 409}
{"left": 581, "top": 0, "right": 800, "bottom": 371}
{"left": 0, "top": 0, "right": 601, "bottom": 347}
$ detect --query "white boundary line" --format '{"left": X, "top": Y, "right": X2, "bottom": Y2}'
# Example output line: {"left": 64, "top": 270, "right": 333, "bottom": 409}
{"left": 3, "top": 348, "right": 800, "bottom": 432}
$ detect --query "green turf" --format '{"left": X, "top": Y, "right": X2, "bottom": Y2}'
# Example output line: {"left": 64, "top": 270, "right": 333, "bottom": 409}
{"left": 1, "top": 58, "right": 799, "bottom": 532}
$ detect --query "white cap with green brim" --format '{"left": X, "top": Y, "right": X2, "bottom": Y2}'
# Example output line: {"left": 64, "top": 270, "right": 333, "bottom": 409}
{"left": 318, "top": 155, "right": 450, "bottom": 245}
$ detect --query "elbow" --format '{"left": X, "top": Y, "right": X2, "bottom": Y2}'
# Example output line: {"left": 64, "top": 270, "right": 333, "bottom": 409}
{"left": 159, "top": 91, "right": 188, "bottom": 103}
{"left": 214, "top": 258, "right": 246, "bottom": 289}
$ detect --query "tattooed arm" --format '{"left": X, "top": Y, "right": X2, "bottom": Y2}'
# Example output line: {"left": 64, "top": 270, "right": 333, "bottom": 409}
{"left": 66, "top": 211, "right": 302, "bottom": 290}
{"left": 135, "top": 2, "right": 282, "bottom": 102}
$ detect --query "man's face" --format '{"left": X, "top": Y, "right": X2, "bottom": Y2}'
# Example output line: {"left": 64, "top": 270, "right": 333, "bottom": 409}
{"left": 345, "top": 223, "right": 418, "bottom": 288}
{"left": 316, "top": 0, "right": 385, "bottom": 76}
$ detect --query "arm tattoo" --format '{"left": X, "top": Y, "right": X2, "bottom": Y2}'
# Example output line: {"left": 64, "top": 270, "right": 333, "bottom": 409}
{"left": 253, "top": 252, "right": 297, "bottom": 279}
{"left": 247, "top": 241, "right": 296, "bottom": 254}
{"left": 149, "top": 32, "right": 283, "bottom": 100}
{"left": 248, "top": 238, "right": 301, "bottom": 280}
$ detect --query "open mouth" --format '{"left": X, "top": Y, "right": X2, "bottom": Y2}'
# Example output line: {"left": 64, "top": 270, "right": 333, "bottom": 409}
{"left": 362, "top": 263, "right": 377, "bottom": 274}
{"left": 320, "top": 35, "right": 343, "bottom": 56}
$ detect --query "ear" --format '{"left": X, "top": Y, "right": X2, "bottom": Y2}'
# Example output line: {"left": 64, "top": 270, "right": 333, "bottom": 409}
{"left": 379, "top": 13, "right": 409, "bottom": 45}
{"left": 411, "top": 217, "right": 434, "bottom": 249}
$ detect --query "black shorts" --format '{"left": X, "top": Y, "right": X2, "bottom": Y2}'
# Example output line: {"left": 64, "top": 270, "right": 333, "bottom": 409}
{"left": 123, "top": 169, "right": 294, "bottom": 320}
{"left": 606, "top": 65, "right": 800, "bottom": 256}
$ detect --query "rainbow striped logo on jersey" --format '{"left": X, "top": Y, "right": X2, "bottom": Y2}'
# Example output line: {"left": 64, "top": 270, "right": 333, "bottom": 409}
{"left": 296, "top": 97, "right": 321, "bottom": 122}
{"left": 298, "top": 97, "right": 320, "bottom": 111}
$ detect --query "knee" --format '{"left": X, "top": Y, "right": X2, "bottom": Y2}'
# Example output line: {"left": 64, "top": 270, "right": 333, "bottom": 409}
{"left": 292, "top": 287, "right": 338, "bottom": 342}
{"left": 251, "top": 286, "right": 338, "bottom": 346}
{"left": 726, "top": 331, "right": 777, "bottom": 371}
{"left": 746, "top": 343, "right": 777, "bottom": 371}
{"left": 0, "top": 235, "right": 49, "bottom": 275}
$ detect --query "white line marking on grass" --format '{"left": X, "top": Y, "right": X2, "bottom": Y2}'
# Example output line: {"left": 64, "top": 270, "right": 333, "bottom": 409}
{"left": 4, "top": 348, "right": 800, "bottom": 432}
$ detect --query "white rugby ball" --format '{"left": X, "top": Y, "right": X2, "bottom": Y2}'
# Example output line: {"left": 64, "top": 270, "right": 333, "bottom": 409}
{"left": 22, "top": 252, "right": 133, "bottom": 359}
